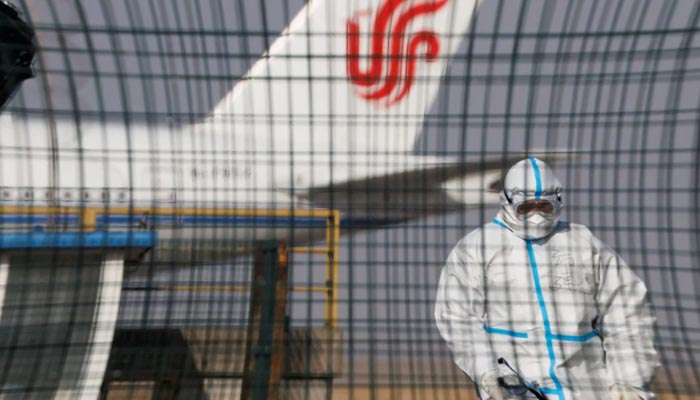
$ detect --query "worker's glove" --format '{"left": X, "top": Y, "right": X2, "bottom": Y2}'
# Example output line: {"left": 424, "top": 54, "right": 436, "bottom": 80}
{"left": 609, "top": 384, "right": 643, "bottom": 400}
{"left": 479, "top": 368, "right": 506, "bottom": 400}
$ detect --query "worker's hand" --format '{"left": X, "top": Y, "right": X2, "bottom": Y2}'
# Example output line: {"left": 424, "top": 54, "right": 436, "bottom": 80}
{"left": 609, "top": 384, "right": 643, "bottom": 400}
{"left": 479, "top": 368, "right": 506, "bottom": 400}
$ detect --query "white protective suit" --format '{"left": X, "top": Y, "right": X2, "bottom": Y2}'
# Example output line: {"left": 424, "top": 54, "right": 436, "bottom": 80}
{"left": 435, "top": 158, "right": 658, "bottom": 400}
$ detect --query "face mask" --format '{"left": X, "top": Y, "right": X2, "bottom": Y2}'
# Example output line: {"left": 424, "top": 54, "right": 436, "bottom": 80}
{"left": 500, "top": 209, "right": 558, "bottom": 240}
{"left": 521, "top": 213, "right": 557, "bottom": 237}
{"left": 500, "top": 193, "right": 561, "bottom": 240}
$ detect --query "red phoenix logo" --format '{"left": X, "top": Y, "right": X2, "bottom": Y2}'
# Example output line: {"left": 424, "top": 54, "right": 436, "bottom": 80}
{"left": 346, "top": 0, "right": 449, "bottom": 106}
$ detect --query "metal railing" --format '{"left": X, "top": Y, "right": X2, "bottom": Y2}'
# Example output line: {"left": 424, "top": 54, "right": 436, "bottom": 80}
{"left": 0, "top": 205, "right": 341, "bottom": 327}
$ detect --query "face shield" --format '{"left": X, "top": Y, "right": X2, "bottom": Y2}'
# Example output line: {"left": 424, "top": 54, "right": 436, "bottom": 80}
{"left": 499, "top": 158, "right": 563, "bottom": 240}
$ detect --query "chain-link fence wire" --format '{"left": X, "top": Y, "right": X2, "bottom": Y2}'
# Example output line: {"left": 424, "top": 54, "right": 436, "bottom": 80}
{"left": 0, "top": 0, "right": 698, "bottom": 398}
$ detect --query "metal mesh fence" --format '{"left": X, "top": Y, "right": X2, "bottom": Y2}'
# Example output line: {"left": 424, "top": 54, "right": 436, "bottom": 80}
{"left": 0, "top": 0, "right": 698, "bottom": 399}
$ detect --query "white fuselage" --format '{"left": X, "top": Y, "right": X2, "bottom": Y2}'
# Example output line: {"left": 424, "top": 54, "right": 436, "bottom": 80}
{"left": 0, "top": 0, "right": 487, "bottom": 255}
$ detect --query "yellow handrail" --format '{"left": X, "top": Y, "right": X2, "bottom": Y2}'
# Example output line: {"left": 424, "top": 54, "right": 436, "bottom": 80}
{"left": 0, "top": 205, "right": 341, "bottom": 327}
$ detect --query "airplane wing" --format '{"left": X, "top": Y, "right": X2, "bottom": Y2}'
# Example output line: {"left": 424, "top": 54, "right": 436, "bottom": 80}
{"left": 298, "top": 157, "right": 510, "bottom": 227}
{"left": 298, "top": 154, "right": 571, "bottom": 227}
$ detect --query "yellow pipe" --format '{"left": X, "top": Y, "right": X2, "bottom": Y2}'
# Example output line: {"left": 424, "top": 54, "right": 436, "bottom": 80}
{"left": 154, "top": 285, "right": 251, "bottom": 292}
{"left": 0, "top": 205, "right": 336, "bottom": 219}
{"left": 137, "top": 285, "right": 331, "bottom": 294}
{"left": 291, "top": 247, "right": 328, "bottom": 254}
{"left": 324, "top": 215, "right": 332, "bottom": 326}
{"left": 290, "top": 287, "right": 329, "bottom": 293}
{"left": 331, "top": 211, "right": 341, "bottom": 328}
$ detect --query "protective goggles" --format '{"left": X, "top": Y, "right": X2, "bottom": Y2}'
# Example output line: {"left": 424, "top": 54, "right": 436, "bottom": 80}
{"left": 515, "top": 199, "right": 554, "bottom": 216}
{"left": 504, "top": 190, "right": 562, "bottom": 217}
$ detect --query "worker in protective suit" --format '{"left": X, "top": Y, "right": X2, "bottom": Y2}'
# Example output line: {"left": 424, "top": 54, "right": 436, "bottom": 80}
{"left": 435, "top": 158, "right": 658, "bottom": 400}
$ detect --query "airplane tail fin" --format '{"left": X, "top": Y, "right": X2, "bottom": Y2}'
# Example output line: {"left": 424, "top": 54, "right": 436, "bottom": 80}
{"left": 209, "top": 0, "right": 481, "bottom": 155}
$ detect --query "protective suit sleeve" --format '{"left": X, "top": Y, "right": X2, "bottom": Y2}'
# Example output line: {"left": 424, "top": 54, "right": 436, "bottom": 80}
{"left": 435, "top": 235, "right": 498, "bottom": 382}
{"left": 594, "top": 236, "right": 659, "bottom": 398}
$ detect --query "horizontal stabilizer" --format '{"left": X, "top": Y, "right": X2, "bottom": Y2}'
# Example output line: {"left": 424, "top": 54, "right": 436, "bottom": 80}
{"left": 298, "top": 157, "right": 523, "bottom": 226}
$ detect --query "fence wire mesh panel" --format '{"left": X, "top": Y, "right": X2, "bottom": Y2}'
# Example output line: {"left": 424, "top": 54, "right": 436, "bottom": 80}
{"left": 0, "top": 0, "right": 698, "bottom": 399}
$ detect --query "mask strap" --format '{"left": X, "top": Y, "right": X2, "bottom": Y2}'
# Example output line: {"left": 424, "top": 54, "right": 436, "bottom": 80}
{"left": 503, "top": 190, "right": 513, "bottom": 204}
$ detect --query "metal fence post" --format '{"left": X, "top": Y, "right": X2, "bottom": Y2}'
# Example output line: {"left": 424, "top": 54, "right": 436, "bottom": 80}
{"left": 240, "top": 240, "right": 288, "bottom": 400}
